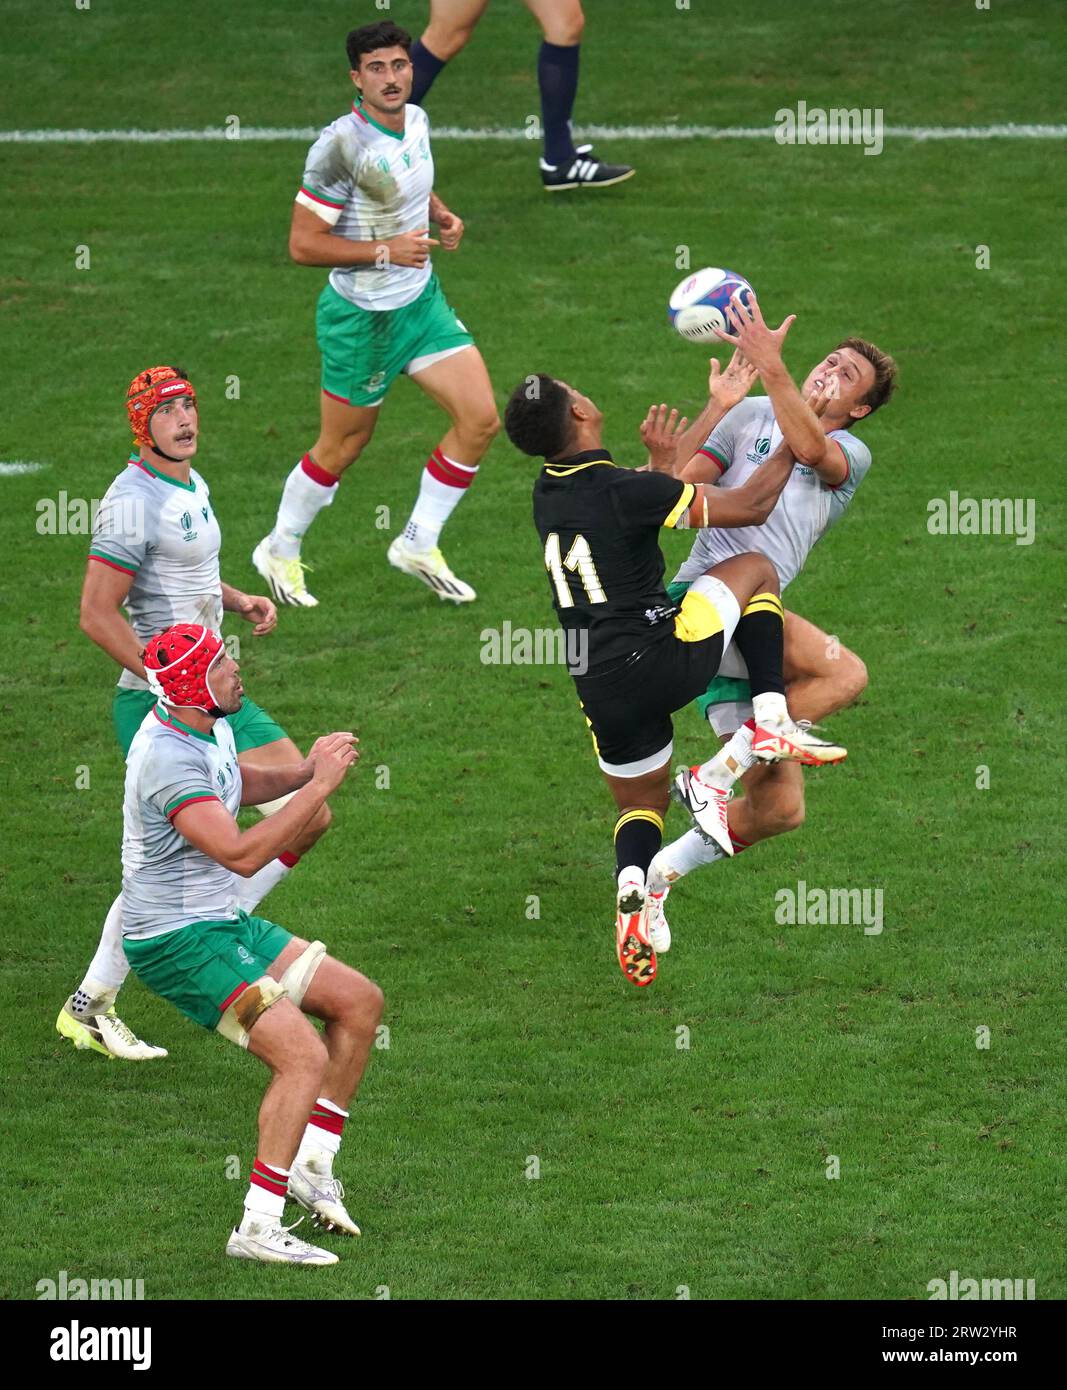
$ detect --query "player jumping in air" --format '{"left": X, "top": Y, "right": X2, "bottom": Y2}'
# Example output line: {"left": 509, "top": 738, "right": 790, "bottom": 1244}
{"left": 253, "top": 20, "right": 498, "bottom": 608}
{"left": 56, "top": 366, "right": 333, "bottom": 1061}
{"left": 645, "top": 297, "right": 897, "bottom": 951}
{"left": 505, "top": 354, "right": 848, "bottom": 987}
{"left": 119, "top": 624, "right": 381, "bottom": 1263}
{"left": 408, "top": 1, "right": 634, "bottom": 190}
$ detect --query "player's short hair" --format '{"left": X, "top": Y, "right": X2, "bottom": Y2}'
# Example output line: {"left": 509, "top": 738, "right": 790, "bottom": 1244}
{"left": 346, "top": 21, "right": 413, "bottom": 70}
{"left": 836, "top": 337, "right": 898, "bottom": 415}
{"left": 504, "top": 376, "right": 574, "bottom": 460}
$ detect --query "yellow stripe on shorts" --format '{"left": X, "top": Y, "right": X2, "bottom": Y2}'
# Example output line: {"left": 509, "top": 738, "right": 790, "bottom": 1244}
{"left": 673, "top": 587, "right": 725, "bottom": 643}
{"left": 613, "top": 808, "right": 665, "bottom": 836}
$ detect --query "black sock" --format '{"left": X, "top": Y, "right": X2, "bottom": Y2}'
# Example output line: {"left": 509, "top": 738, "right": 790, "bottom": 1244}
{"left": 614, "top": 809, "right": 663, "bottom": 879}
{"left": 538, "top": 41, "right": 580, "bottom": 166}
{"left": 410, "top": 39, "right": 447, "bottom": 105}
{"left": 733, "top": 592, "right": 786, "bottom": 697}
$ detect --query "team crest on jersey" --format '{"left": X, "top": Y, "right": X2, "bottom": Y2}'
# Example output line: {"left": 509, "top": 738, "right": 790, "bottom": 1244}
{"left": 419, "top": 138, "right": 429, "bottom": 161}
{"left": 747, "top": 437, "right": 772, "bottom": 464}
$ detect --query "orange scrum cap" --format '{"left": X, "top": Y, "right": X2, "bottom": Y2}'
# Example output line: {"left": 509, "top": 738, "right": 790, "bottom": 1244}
{"left": 126, "top": 365, "right": 198, "bottom": 451}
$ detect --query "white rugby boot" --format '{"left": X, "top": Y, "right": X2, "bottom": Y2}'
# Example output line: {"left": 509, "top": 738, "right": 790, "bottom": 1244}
{"left": 225, "top": 1215, "right": 338, "bottom": 1266}
{"left": 289, "top": 1154, "right": 362, "bottom": 1237}
{"left": 252, "top": 539, "right": 319, "bottom": 607}
{"left": 751, "top": 717, "right": 846, "bottom": 766}
{"left": 387, "top": 536, "right": 475, "bottom": 603}
{"left": 56, "top": 999, "right": 168, "bottom": 1061}
{"left": 615, "top": 869, "right": 656, "bottom": 987}
{"left": 672, "top": 766, "right": 734, "bottom": 857}
{"left": 646, "top": 887, "right": 671, "bottom": 955}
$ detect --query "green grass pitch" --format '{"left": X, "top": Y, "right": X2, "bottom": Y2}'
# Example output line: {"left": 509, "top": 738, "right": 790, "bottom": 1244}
{"left": 1, "top": 0, "right": 1064, "bottom": 1300}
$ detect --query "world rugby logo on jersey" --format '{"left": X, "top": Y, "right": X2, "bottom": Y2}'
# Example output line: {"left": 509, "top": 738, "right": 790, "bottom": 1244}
{"left": 747, "top": 437, "right": 772, "bottom": 464}
{"left": 179, "top": 510, "right": 198, "bottom": 543}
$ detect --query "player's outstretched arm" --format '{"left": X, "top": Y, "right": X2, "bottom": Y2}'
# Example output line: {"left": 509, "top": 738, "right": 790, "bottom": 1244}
{"left": 715, "top": 295, "right": 843, "bottom": 478}
{"left": 79, "top": 559, "right": 148, "bottom": 680}
{"left": 174, "top": 734, "right": 357, "bottom": 877}
{"left": 686, "top": 438, "right": 797, "bottom": 529}
{"left": 640, "top": 353, "right": 757, "bottom": 476}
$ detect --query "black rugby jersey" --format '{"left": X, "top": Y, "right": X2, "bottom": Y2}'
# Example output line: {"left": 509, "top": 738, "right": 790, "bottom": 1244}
{"left": 532, "top": 450, "right": 695, "bottom": 671}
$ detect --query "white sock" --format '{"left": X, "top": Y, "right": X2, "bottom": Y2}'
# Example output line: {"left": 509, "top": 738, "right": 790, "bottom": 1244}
{"left": 242, "top": 1162, "right": 290, "bottom": 1226}
{"left": 235, "top": 856, "right": 295, "bottom": 914}
{"left": 402, "top": 447, "right": 477, "bottom": 551}
{"left": 269, "top": 453, "right": 338, "bottom": 559}
{"left": 72, "top": 894, "right": 128, "bottom": 1012}
{"left": 697, "top": 724, "right": 757, "bottom": 791}
{"left": 296, "top": 1097, "right": 348, "bottom": 1172}
{"left": 649, "top": 831, "right": 727, "bottom": 890}
{"left": 752, "top": 691, "right": 789, "bottom": 727}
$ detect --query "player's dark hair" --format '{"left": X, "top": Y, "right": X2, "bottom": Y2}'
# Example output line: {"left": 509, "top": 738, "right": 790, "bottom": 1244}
{"left": 346, "top": 22, "right": 412, "bottom": 71}
{"left": 504, "top": 376, "right": 575, "bottom": 460}
{"left": 836, "top": 337, "right": 898, "bottom": 415}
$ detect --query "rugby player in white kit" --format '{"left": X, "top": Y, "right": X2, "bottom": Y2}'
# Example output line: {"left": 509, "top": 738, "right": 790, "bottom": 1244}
{"left": 254, "top": 19, "right": 499, "bottom": 608}
{"left": 642, "top": 298, "right": 897, "bottom": 951}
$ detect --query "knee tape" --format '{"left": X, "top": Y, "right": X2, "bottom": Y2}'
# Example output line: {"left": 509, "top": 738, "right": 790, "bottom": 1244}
{"left": 279, "top": 939, "right": 326, "bottom": 1009}
{"left": 216, "top": 975, "right": 287, "bottom": 1049}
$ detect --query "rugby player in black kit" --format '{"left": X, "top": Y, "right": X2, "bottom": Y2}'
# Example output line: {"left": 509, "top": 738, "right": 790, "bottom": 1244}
{"left": 505, "top": 353, "right": 847, "bottom": 988}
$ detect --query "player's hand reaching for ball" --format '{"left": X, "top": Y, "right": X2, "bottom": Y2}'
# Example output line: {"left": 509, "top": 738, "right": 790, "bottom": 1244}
{"left": 714, "top": 293, "right": 796, "bottom": 375}
{"left": 640, "top": 403, "right": 689, "bottom": 474}
{"left": 307, "top": 733, "right": 360, "bottom": 795}
{"left": 709, "top": 349, "right": 759, "bottom": 410}
{"left": 384, "top": 230, "right": 440, "bottom": 268}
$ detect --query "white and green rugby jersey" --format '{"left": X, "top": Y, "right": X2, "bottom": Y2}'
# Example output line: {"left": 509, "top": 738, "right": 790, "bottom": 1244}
{"left": 89, "top": 456, "right": 223, "bottom": 692}
{"left": 121, "top": 704, "right": 241, "bottom": 940}
{"left": 672, "top": 396, "right": 873, "bottom": 591}
{"left": 295, "top": 101, "right": 434, "bottom": 311}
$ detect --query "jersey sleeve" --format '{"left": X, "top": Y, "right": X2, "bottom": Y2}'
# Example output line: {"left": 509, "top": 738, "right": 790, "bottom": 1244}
{"left": 613, "top": 470, "right": 696, "bottom": 529}
{"left": 89, "top": 480, "right": 150, "bottom": 577}
{"left": 295, "top": 127, "right": 356, "bottom": 226}
{"left": 142, "top": 740, "right": 221, "bottom": 824}
{"left": 698, "top": 398, "right": 758, "bottom": 476}
{"left": 826, "top": 432, "right": 873, "bottom": 504}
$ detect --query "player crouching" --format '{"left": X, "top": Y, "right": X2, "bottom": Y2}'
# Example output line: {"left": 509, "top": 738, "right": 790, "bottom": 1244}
{"left": 120, "top": 623, "right": 382, "bottom": 1263}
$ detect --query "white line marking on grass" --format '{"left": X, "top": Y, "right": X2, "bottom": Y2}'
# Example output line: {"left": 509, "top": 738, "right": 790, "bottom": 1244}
{"left": 1, "top": 123, "right": 1065, "bottom": 144}
{"left": 0, "top": 461, "right": 48, "bottom": 475}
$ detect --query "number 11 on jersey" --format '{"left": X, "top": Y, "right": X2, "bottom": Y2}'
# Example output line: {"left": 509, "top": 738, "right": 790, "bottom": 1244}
{"left": 544, "top": 532, "right": 608, "bottom": 608}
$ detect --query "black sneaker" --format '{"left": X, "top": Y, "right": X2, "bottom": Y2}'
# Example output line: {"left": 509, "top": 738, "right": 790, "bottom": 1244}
{"left": 540, "top": 144, "right": 635, "bottom": 191}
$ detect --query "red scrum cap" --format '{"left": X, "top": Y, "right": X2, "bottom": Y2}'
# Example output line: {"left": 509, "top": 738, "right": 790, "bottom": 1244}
{"left": 143, "top": 624, "right": 226, "bottom": 713}
{"left": 126, "top": 365, "right": 198, "bottom": 450}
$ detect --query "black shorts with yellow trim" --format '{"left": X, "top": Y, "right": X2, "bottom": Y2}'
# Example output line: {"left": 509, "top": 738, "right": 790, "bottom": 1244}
{"left": 574, "top": 626, "right": 725, "bottom": 776}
